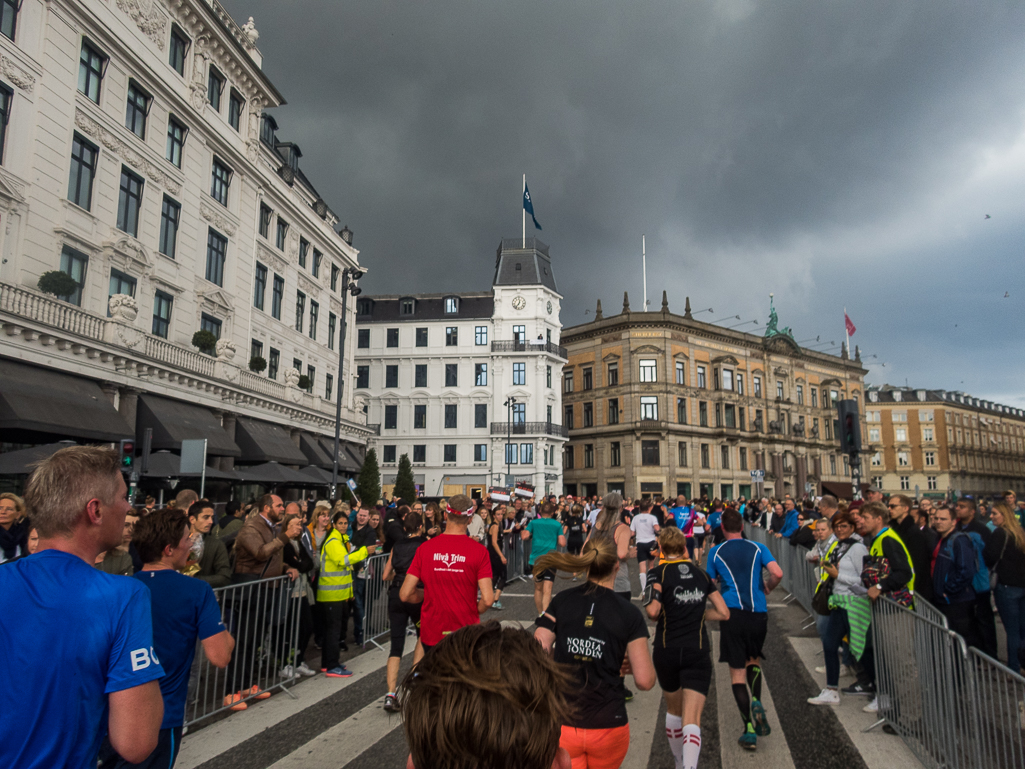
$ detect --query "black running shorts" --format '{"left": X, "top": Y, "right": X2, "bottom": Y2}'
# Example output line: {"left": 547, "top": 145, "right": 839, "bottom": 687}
{"left": 718, "top": 609, "right": 768, "bottom": 668}
{"left": 535, "top": 568, "right": 556, "bottom": 583}
{"left": 653, "top": 646, "right": 713, "bottom": 696}
{"left": 636, "top": 541, "right": 657, "bottom": 564}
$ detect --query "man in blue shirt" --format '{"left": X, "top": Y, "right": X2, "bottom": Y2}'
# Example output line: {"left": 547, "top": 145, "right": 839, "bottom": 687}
{"left": 706, "top": 509, "right": 783, "bottom": 753}
{"left": 522, "top": 502, "right": 566, "bottom": 614}
{"left": 106, "top": 508, "right": 235, "bottom": 768}
{"left": 0, "top": 446, "right": 165, "bottom": 769}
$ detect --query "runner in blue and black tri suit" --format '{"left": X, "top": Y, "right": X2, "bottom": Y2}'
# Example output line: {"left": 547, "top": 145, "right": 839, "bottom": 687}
{"left": 668, "top": 495, "right": 696, "bottom": 561}
{"left": 705, "top": 509, "right": 783, "bottom": 753}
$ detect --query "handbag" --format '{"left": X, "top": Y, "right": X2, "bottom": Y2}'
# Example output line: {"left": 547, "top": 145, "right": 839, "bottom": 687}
{"left": 990, "top": 533, "right": 1008, "bottom": 590}
{"left": 813, "top": 577, "right": 834, "bottom": 615}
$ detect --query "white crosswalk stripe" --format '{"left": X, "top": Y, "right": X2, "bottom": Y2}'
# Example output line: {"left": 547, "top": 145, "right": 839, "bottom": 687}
{"left": 268, "top": 699, "right": 403, "bottom": 769}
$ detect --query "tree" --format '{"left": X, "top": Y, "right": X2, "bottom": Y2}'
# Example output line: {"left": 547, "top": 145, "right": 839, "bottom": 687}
{"left": 355, "top": 448, "right": 381, "bottom": 507}
{"left": 393, "top": 453, "right": 417, "bottom": 505}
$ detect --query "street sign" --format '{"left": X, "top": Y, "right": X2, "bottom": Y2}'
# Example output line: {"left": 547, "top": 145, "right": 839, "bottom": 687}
{"left": 180, "top": 438, "right": 208, "bottom": 497}
{"left": 750, "top": 470, "right": 765, "bottom": 481}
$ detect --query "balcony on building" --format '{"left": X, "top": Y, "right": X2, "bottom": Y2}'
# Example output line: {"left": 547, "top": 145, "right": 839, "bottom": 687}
{"left": 490, "top": 421, "right": 569, "bottom": 438}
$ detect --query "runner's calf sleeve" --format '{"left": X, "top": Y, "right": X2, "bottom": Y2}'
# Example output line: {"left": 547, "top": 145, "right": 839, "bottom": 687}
{"left": 732, "top": 683, "right": 753, "bottom": 728}
{"left": 682, "top": 724, "right": 701, "bottom": 769}
{"left": 665, "top": 714, "right": 683, "bottom": 767}
{"left": 747, "top": 664, "right": 763, "bottom": 701}
{"left": 640, "top": 572, "right": 647, "bottom": 591}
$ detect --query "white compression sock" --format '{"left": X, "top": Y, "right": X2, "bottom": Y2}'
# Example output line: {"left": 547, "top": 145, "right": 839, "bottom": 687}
{"left": 640, "top": 572, "right": 647, "bottom": 591}
{"left": 665, "top": 714, "right": 684, "bottom": 769}
{"left": 682, "top": 724, "right": 702, "bottom": 769}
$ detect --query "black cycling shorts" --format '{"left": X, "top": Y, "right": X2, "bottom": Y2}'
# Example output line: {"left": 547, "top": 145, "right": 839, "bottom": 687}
{"left": 653, "top": 646, "right": 713, "bottom": 696}
{"left": 566, "top": 539, "right": 584, "bottom": 555}
{"left": 636, "top": 541, "right": 657, "bottom": 564}
{"left": 387, "top": 588, "right": 421, "bottom": 658}
{"left": 535, "top": 568, "right": 556, "bottom": 583}
{"left": 718, "top": 609, "right": 768, "bottom": 668}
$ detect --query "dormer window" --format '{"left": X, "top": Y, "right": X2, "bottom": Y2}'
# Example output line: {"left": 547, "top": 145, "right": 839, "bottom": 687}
{"left": 356, "top": 299, "right": 373, "bottom": 316}
{"left": 260, "top": 114, "right": 277, "bottom": 146}
{"left": 444, "top": 296, "right": 459, "bottom": 314}
{"left": 400, "top": 298, "right": 415, "bottom": 316}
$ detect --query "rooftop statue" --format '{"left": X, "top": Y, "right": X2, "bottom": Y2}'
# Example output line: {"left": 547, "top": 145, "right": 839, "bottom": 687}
{"left": 764, "top": 294, "right": 794, "bottom": 340}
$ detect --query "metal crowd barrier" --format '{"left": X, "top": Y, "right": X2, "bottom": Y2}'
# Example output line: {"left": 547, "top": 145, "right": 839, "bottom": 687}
{"left": 361, "top": 552, "right": 391, "bottom": 651}
{"left": 184, "top": 574, "right": 301, "bottom": 727}
{"left": 504, "top": 532, "right": 529, "bottom": 583}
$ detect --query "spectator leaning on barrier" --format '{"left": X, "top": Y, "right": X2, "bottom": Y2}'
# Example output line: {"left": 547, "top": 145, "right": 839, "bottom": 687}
{"left": 103, "top": 509, "right": 234, "bottom": 769}
{"left": 280, "top": 513, "right": 318, "bottom": 679}
{"left": 887, "top": 495, "right": 935, "bottom": 604}
{"left": 931, "top": 506, "right": 983, "bottom": 649}
{"left": 187, "top": 501, "right": 232, "bottom": 588}
{"left": 954, "top": 498, "right": 999, "bottom": 658}
{"left": 984, "top": 502, "right": 1025, "bottom": 673}
{"left": 777, "top": 498, "right": 800, "bottom": 539}
{"left": 0, "top": 446, "right": 164, "bottom": 768}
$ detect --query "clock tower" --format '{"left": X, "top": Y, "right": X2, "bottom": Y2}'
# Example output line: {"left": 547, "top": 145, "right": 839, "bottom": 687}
{"left": 490, "top": 238, "right": 567, "bottom": 495}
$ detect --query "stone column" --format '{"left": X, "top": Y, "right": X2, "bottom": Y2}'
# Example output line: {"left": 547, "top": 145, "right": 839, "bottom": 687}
{"left": 117, "top": 387, "right": 139, "bottom": 434}
{"left": 288, "top": 427, "right": 302, "bottom": 469}
{"left": 100, "top": 382, "right": 120, "bottom": 409}
{"left": 771, "top": 452, "right": 784, "bottom": 498}
{"left": 220, "top": 412, "right": 237, "bottom": 471}
{"left": 796, "top": 454, "right": 808, "bottom": 499}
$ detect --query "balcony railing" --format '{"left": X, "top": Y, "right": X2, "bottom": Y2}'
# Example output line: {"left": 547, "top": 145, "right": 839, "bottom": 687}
{"left": 636, "top": 419, "right": 668, "bottom": 432}
{"left": 491, "top": 340, "right": 568, "bottom": 359}
{"left": 1, "top": 281, "right": 105, "bottom": 341}
{"left": 500, "top": 237, "right": 549, "bottom": 256}
{"left": 490, "top": 421, "right": 569, "bottom": 438}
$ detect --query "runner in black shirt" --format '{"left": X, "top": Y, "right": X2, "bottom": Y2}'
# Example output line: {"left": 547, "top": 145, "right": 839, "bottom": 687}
{"left": 645, "top": 527, "right": 730, "bottom": 769}
{"left": 534, "top": 532, "right": 655, "bottom": 769}
{"left": 563, "top": 504, "right": 587, "bottom": 555}
{"left": 381, "top": 513, "right": 426, "bottom": 712}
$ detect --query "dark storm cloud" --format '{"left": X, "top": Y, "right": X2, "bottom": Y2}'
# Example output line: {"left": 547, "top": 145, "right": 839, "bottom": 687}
{"left": 222, "top": 0, "right": 1025, "bottom": 404}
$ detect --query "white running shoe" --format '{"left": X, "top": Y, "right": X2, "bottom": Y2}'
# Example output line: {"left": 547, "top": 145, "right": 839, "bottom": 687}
{"left": 807, "top": 688, "right": 840, "bottom": 706}
{"left": 863, "top": 697, "right": 879, "bottom": 713}
{"left": 279, "top": 665, "right": 294, "bottom": 679}
{"left": 296, "top": 662, "right": 317, "bottom": 677}
{"left": 814, "top": 666, "right": 827, "bottom": 674}
{"left": 841, "top": 664, "right": 856, "bottom": 678}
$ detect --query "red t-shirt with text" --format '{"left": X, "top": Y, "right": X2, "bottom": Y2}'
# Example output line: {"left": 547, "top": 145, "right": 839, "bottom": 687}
{"left": 407, "top": 533, "right": 492, "bottom": 645}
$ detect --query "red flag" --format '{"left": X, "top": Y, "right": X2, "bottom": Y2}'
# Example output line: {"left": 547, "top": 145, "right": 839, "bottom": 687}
{"left": 845, "top": 313, "right": 857, "bottom": 336}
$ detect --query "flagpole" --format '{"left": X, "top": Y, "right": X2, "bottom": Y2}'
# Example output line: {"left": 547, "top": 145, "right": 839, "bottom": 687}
{"left": 522, "top": 174, "right": 526, "bottom": 248}
{"left": 844, "top": 306, "right": 850, "bottom": 354}
{"left": 642, "top": 235, "right": 647, "bottom": 311}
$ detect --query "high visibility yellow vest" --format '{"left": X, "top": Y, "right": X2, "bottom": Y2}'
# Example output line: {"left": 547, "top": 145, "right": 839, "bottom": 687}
{"left": 316, "top": 530, "right": 368, "bottom": 603}
{"left": 869, "top": 527, "right": 915, "bottom": 594}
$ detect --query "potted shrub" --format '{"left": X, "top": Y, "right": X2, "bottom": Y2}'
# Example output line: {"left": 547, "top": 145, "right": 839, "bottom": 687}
{"left": 249, "top": 355, "right": 267, "bottom": 373}
{"left": 37, "top": 271, "right": 79, "bottom": 300}
{"left": 297, "top": 374, "right": 311, "bottom": 391}
{"left": 191, "top": 330, "right": 218, "bottom": 355}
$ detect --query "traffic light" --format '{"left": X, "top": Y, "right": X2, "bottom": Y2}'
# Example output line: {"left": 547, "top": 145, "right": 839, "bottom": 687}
{"left": 836, "top": 400, "right": 862, "bottom": 454}
{"left": 118, "top": 439, "right": 135, "bottom": 471}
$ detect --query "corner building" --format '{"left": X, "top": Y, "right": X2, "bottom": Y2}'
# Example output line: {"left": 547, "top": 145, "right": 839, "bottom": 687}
{"left": 0, "top": 0, "right": 371, "bottom": 477}
{"left": 354, "top": 238, "right": 568, "bottom": 499}
{"left": 560, "top": 294, "right": 867, "bottom": 501}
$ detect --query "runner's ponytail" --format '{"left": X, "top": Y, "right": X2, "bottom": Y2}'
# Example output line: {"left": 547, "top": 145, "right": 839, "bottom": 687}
{"left": 533, "top": 535, "right": 619, "bottom": 582}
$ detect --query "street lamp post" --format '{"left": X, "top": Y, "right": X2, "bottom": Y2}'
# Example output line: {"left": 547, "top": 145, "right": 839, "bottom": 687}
{"left": 331, "top": 266, "right": 364, "bottom": 500}
{"left": 504, "top": 396, "right": 517, "bottom": 486}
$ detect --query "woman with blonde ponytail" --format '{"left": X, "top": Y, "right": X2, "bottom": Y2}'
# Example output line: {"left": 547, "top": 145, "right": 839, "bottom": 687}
{"left": 534, "top": 535, "right": 655, "bottom": 769}
{"left": 586, "top": 492, "right": 635, "bottom": 600}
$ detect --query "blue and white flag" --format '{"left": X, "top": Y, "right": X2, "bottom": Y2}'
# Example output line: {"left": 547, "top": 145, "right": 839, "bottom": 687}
{"left": 346, "top": 478, "right": 357, "bottom": 492}
{"left": 523, "top": 184, "right": 542, "bottom": 230}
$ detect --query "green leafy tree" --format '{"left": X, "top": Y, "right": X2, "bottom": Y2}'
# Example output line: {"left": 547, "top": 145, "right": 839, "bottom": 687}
{"left": 355, "top": 448, "right": 381, "bottom": 507}
{"left": 393, "top": 453, "right": 417, "bottom": 505}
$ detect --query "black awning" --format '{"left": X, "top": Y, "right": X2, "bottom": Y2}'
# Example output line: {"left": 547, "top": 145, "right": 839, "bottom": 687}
{"left": 235, "top": 417, "right": 307, "bottom": 465}
{"left": 141, "top": 450, "right": 241, "bottom": 480}
{"left": 0, "top": 360, "right": 132, "bottom": 442}
{"left": 235, "top": 461, "right": 312, "bottom": 485}
{"left": 318, "top": 437, "right": 361, "bottom": 473}
{"left": 0, "top": 441, "right": 79, "bottom": 475}
{"left": 136, "top": 395, "right": 240, "bottom": 457}
{"left": 300, "top": 433, "right": 333, "bottom": 468}
{"left": 299, "top": 465, "right": 334, "bottom": 485}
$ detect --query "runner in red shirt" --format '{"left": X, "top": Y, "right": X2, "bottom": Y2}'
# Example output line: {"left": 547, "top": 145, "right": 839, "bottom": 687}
{"left": 400, "top": 494, "right": 494, "bottom": 652}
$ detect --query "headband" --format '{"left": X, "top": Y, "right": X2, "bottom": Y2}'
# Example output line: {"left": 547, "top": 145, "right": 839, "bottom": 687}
{"left": 447, "top": 504, "right": 473, "bottom": 517}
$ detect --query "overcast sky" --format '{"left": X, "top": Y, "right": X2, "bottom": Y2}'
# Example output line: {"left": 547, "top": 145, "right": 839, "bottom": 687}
{"left": 223, "top": 0, "right": 1025, "bottom": 407}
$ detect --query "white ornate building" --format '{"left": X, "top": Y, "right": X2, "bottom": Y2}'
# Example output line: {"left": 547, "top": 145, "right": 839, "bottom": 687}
{"left": 0, "top": 0, "right": 370, "bottom": 484}
{"left": 354, "top": 238, "right": 568, "bottom": 499}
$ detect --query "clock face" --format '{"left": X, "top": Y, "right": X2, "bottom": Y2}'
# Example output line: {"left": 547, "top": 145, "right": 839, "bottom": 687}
{"left": 547, "top": 301, "right": 553, "bottom": 315}
{"left": 512, "top": 296, "right": 526, "bottom": 310}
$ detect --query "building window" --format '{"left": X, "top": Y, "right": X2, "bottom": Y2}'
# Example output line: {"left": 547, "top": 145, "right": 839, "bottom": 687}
{"left": 325, "top": 374, "right": 333, "bottom": 400}
{"left": 923, "top": 427, "right": 934, "bottom": 442}
{"left": 354, "top": 366, "right": 369, "bottom": 389}
{"left": 0, "top": 84, "right": 9, "bottom": 163}
{"left": 607, "top": 362, "right": 619, "bottom": 386}
{"left": 678, "top": 442, "right": 688, "bottom": 467}
{"left": 443, "top": 444, "right": 457, "bottom": 463}
{"left": 927, "top": 476, "right": 937, "bottom": 491}
{"left": 611, "top": 441, "right": 621, "bottom": 467}
{"left": 413, "top": 404, "right": 427, "bottom": 428}
{"left": 639, "top": 359, "right": 657, "bottom": 382}
{"left": 475, "top": 326, "right": 487, "bottom": 345}
{"left": 811, "top": 387, "right": 818, "bottom": 408}
{"left": 106, "top": 270, "right": 136, "bottom": 309}
{"left": 796, "top": 384, "right": 804, "bottom": 405}
{"left": 327, "top": 312, "right": 336, "bottom": 349}
{"left": 151, "top": 291, "right": 172, "bottom": 338}
{"left": 640, "top": 396, "right": 658, "bottom": 420}
{"left": 547, "top": 405, "right": 552, "bottom": 423}
{"left": 925, "top": 451, "right": 936, "bottom": 466}
{"left": 564, "top": 372, "right": 574, "bottom": 393}
{"left": 831, "top": 389, "right": 841, "bottom": 407}
{"left": 386, "top": 365, "right": 399, "bottom": 388}
{"left": 547, "top": 365, "right": 552, "bottom": 388}
{"left": 474, "top": 444, "right": 487, "bottom": 462}
{"left": 608, "top": 398, "right": 619, "bottom": 425}
{"left": 671, "top": 360, "right": 684, "bottom": 385}
{"left": 415, "top": 327, "right": 428, "bottom": 347}
{"left": 583, "top": 402, "right": 593, "bottom": 427}
{"left": 125, "top": 81, "right": 150, "bottom": 138}
{"left": 383, "top": 404, "right": 397, "bottom": 429}
{"left": 414, "top": 364, "right": 427, "bottom": 388}
{"left": 475, "top": 404, "right": 487, "bottom": 428}
{"left": 582, "top": 367, "right": 593, "bottom": 390}
{"left": 207, "top": 66, "right": 224, "bottom": 110}
{"left": 677, "top": 397, "right": 687, "bottom": 424}
{"left": 900, "top": 476, "right": 910, "bottom": 491}
{"left": 520, "top": 443, "right": 534, "bottom": 464}
{"left": 722, "top": 369, "right": 734, "bottom": 391}
{"left": 395, "top": 298, "right": 413, "bottom": 317}
{"left": 505, "top": 444, "right": 519, "bottom": 465}
{"left": 446, "top": 327, "right": 458, "bottom": 346}
{"left": 641, "top": 440, "right": 660, "bottom": 466}
{"left": 724, "top": 404, "right": 736, "bottom": 428}
{"left": 513, "top": 325, "right": 526, "bottom": 343}
{"left": 869, "top": 427, "right": 880, "bottom": 443}
{"left": 920, "top": 409, "right": 935, "bottom": 422}
{"left": 0, "top": 0, "right": 15, "bottom": 41}
{"left": 116, "top": 167, "right": 144, "bottom": 236}
{"left": 700, "top": 444, "right": 710, "bottom": 468}
{"left": 200, "top": 313, "right": 221, "bottom": 339}
{"left": 564, "top": 404, "right": 574, "bottom": 429}
{"left": 268, "top": 348, "right": 279, "bottom": 379}
{"left": 205, "top": 229, "right": 227, "bottom": 286}
{"left": 721, "top": 445, "right": 730, "bottom": 469}
{"left": 697, "top": 366, "right": 706, "bottom": 389}
{"left": 331, "top": 265, "right": 340, "bottom": 291}
{"left": 159, "top": 196, "right": 180, "bottom": 259}
{"left": 445, "top": 296, "right": 459, "bottom": 314}
{"left": 381, "top": 445, "right": 396, "bottom": 463}
{"left": 210, "top": 158, "right": 231, "bottom": 205}
{"left": 251, "top": 339, "right": 264, "bottom": 365}
{"left": 475, "top": 363, "right": 487, "bottom": 386}
{"left": 445, "top": 364, "right": 458, "bottom": 387}
{"left": 357, "top": 328, "right": 370, "bottom": 348}
{"left": 445, "top": 404, "right": 457, "bottom": 429}
{"left": 699, "top": 401, "right": 708, "bottom": 427}
{"left": 737, "top": 374, "right": 744, "bottom": 395}
{"left": 583, "top": 444, "right": 594, "bottom": 468}
{"left": 78, "top": 40, "right": 105, "bottom": 103}
{"left": 843, "top": 455, "right": 850, "bottom": 476}
{"left": 895, "top": 427, "right": 907, "bottom": 442}
{"left": 228, "top": 90, "right": 244, "bottom": 131}
{"left": 513, "top": 362, "right": 526, "bottom": 386}
{"left": 513, "top": 403, "right": 525, "bottom": 424}
{"left": 309, "top": 300, "right": 318, "bottom": 340}
{"left": 312, "top": 250, "right": 322, "bottom": 278}
{"left": 276, "top": 218, "right": 288, "bottom": 250}
{"left": 68, "top": 133, "right": 98, "bottom": 210}
{"left": 564, "top": 446, "right": 575, "bottom": 469}
{"left": 387, "top": 328, "right": 399, "bottom": 348}
{"left": 271, "top": 275, "right": 283, "bottom": 320}
{"left": 294, "top": 291, "right": 305, "bottom": 332}
{"left": 168, "top": 25, "right": 188, "bottom": 75}
{"left": 166, "top": 117, "right": 186, "bottom": 168}
{"left": 776, "top": 380, "right": 785, "bottom": 399}
{"left": 413, "top": 445, "right": 427, "bottom": 463}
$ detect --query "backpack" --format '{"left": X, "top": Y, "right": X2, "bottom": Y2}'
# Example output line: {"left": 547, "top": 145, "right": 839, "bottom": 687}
{"left": 962, "top": 530, "right": 990, "bottom": 594}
